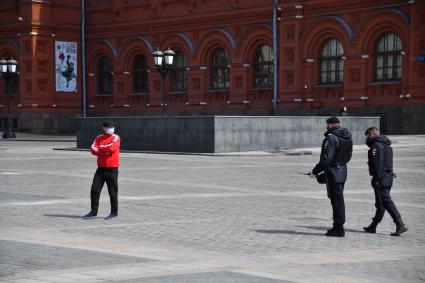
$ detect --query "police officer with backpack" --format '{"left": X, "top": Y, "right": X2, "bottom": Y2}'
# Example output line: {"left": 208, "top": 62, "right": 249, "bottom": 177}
{"left": 363, "top": 127, "right": 407, "bottom": 236}
{"left": 311, "top": 117, "right": 353, "bottom": 237}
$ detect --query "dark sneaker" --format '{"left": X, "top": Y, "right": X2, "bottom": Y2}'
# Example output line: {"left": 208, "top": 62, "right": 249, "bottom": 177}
{"left": 105, "top": 213, "right": 118, "bottom": 220}
{"left": 82, "top": 211, "right": 97, "bottom": 219}
{"left": 325, "top": 226, "right": 345, "bottom": 237}
{"left": 363, "top": 223, "right": 378, "bottom": 233}
{"left": 364, "top": 218, "right": 379, "bottom": 233}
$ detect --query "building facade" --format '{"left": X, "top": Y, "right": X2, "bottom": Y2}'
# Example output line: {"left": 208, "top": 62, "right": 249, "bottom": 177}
{"left": 0, "top": 0, "right": 424, "bottom": 134}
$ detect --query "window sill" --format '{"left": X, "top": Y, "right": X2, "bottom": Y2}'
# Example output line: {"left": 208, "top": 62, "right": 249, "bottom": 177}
{"left": 250, "top": 88, "right": 273, "bottom": 91}
{"left": 368, "top": 80, "right": 401, "bottom": 86}
{"left": 3, "top": 93, "right": 19, "bottom": 96}
{"left": 95, "top": 94, "right": 113, "bottom": 97}
{"left": 168, "top": 91, "right": 188, "bottom": 95}
{"left": 314, "top": 84, "right": 343, "bottom": 88}
{"left": 130, "top": 92, "right": 149, "bottom": 96}
{"left": 208, "top": 89, "right": 229, "bottom": 93}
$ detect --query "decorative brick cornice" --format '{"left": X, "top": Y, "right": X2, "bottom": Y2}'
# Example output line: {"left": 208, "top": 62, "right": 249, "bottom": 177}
{"left": 87, "top": 8, "right": 272, "bottom": 37}
{"left": 282, "top": 0, "right": 409, "bottom": 19}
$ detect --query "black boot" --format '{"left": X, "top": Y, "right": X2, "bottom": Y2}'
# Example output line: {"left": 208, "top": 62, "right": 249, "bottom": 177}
{"left": 82, "top": 211, "right": 97, "bottom": 219}
{"left": 391, "top": 218, "right": 407, "bottom": 236}
{"left": 364, "top": 219, "right": 379, "bottom": 233}
{"left": 325, "top": 224, "right": 345, "bottom": 237}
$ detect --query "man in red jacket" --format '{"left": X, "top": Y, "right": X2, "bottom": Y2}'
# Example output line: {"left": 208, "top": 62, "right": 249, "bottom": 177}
{"left": 83, "top": 121, "right": 121, "bottom": 220}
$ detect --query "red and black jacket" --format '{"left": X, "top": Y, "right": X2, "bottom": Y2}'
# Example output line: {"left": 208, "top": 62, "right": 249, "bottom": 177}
{"left": 91, "top": 133, "right": 121, "bottom": 168}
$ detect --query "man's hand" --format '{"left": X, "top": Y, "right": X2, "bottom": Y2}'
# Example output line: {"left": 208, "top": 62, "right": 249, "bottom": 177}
{"left": 308, "top": 172, "right": 316, "bottom": 178}
{"left": 91, "top": 145, "right": 100, "bottom": 156}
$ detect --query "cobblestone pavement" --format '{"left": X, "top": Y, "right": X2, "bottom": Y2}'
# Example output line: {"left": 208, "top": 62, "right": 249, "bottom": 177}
{"left": 0, "top": 135, "right": 424, "bottom": 283}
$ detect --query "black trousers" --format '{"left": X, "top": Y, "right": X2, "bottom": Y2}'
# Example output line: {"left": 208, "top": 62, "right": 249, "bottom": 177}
{"left": 90, "top": 167, "right": 118, "bottom": 214}
{"left": 328, "top": 182, "right": 345, "bottom": 226}
{"left": 372, "top": 185, "right": 401, "bottom": 222}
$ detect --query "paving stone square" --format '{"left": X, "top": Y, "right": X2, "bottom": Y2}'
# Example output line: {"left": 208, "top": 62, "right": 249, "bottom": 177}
{"left": 0, "top": 135, "right": 424, "bottom": 282}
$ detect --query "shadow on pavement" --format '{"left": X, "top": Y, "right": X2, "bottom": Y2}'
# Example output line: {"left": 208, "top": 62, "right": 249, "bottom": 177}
{"left": 253, "top": 229, "right": 323, "bottom": 236}
{"left": 297, "top": 225, "right": 365, "bottom": 234}
{"left": 44, "top": 214, "right": 83, "bottom": 219}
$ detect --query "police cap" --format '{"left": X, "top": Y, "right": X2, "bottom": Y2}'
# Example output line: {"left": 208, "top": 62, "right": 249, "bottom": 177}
{"left": 326, "top": 116, "right": 340, "bottom": 124}
{"left": 365, "top": 127, "right": 378, "bottom": 136}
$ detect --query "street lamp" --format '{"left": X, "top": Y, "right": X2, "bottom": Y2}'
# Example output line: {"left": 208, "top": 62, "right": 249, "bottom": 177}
{"left": 152, "top": 47, "right": 175, "bottom": 116}
{"left": 0, "top": 58, "right": 18, "bottom": 139}
{"left": 272, "top": 0, "right": 281, "bottom": 115}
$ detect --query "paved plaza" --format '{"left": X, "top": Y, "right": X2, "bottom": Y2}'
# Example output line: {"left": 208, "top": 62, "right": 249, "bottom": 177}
{"left": 0, "top": 135, "right": 424, "bottom": 283}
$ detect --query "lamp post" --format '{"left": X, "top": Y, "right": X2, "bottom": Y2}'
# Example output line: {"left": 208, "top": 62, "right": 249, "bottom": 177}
{"left": 0, "top": 58, "right": 18, "bottom": 139}
{"left": 152, "top": 47, "right": 175, "bottom": 116}
{"left": 272, "top": 0, "right": 280, "bottom": 115}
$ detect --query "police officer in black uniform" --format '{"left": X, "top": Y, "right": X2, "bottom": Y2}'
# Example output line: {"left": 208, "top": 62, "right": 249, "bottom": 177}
{"left": 364, "top": 127, "right": 407, "bottom": 236}
{"left": 312, "top": 117, "right": 353, "bottom": 237}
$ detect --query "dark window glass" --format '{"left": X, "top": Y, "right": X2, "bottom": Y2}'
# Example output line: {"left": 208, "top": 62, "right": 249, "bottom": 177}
{"left": 253, "top": 45, "right": 274, "bottom": 88}
{"left": 319, "top": 39, "right": 344, "bottom": 84}
{"left": 375, "top": 32, "right": 402, "bottom": 81}
{"left": 211, "top": 48, "right": 229, "bottom": 89}
{"left": 133, "top": 54, "right": 149, "bottom": 93}
{"left": 97, "top": 56, "right": 113, "bottom": 95}
{"left": 170, "top": 52, "right": 188, "bottom": 92}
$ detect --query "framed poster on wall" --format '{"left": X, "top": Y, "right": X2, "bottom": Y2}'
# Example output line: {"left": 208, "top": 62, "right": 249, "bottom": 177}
{"left": 55, "top": 41, "right": 77, "bottom": 92}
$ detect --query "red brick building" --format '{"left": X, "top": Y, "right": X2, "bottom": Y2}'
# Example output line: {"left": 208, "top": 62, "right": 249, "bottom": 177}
{"left": 1, "top": 0, "right": 424, "bottom": 134}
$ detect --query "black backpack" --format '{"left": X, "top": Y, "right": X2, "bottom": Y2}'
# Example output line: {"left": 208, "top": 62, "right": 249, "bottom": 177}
{"left": 333, "top": 137, "right": 353, "bottom": 166}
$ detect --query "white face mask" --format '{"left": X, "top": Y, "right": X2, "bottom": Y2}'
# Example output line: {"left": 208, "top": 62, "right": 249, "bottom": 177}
{"left": 104, "top": 127, "right": 114, "bottom": 135}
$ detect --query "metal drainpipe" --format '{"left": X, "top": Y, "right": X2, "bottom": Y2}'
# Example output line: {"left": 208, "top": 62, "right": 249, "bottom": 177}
{"left": 81, "top": 0, "right": 87, "bottom": 117}
{"left": 272, "top": 0, "right": 279, "bottom": 115}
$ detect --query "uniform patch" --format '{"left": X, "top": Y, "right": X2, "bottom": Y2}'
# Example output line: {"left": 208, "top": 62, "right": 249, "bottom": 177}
{"left": 323, "top": 140, "right": 329, "bottom": 149}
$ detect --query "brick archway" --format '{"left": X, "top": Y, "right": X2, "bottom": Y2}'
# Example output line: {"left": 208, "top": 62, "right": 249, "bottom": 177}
{"left": 196, "top": 30, "right": 235, "bottom": 64}
{"left": 120, "top": 39, "right": 154, "bottom": 71}
{"left": 86, "top": 42, "right": 116, "bottom": 102}
{"left": 159, "top": 33, "right": 194, "bottom": 60}
{"left": 239, "top": 24, "right": 272, "bottom": 62}
{"left": 240, "top": 34, "right": 273, "bottom": 91}
{"left": 356, "top": 11, "right": 409, "bottom": 85}
{"left": 87, "top": 41, "right": 117, "bottom": 73}
{"left": 301, "top": 18, "right": 350, "bottom": 57}
{"left": 356, "top": 10, "right": 409, "bottom": 51}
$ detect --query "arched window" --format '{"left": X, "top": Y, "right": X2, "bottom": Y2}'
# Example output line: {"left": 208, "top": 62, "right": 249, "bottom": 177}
{"left": 211, "top": 48, "right": 229, "bottom": 89}
{"left": 97, "top": 56, "right": 113, "bottom": 95}
{"left": 375, "top": 32, "right": 402, "bottom": 81}
{"left": 133, "top": 54, "right": 148, "bottom": 93}
{"left": 253, "top": 45, "right": 274, "bottom": 88}
{"left": 319, "top": 39, "right": 344, "bottom": 84}
{"left": 170, "top": 52, "right": 188, "bottom": 92}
